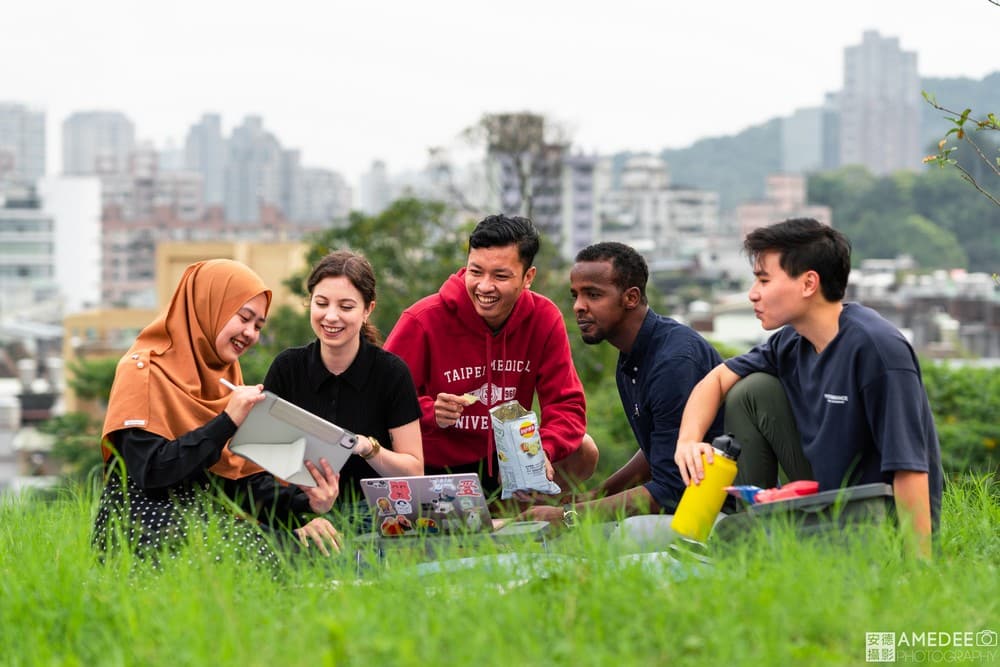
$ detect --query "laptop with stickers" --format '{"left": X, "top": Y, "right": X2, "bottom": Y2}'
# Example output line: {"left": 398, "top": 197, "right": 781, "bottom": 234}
{"left": 360, "top": 473, "right": 494, "bottom": 537}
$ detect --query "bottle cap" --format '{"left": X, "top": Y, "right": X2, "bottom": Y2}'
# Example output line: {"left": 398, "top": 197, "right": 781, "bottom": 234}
{"left": 712, "top": 433, "right": 742, "bottom": 460}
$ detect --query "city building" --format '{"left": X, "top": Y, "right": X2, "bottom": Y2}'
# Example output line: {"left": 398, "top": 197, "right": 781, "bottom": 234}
{"left": 101, "top": 207, "right": 309, "bottom": 309}
{"left": 63, "top": 239, "right": 309, "bottom": 412}
{"left": 559, "top": 153, "right": 598, "bottom": 260}
{"left": 360, "top": 160, "right": 392, "bottom": 215}
{"left": 36, "top": 175, "right": 102, "bottom": 315}
{"left": 0, "top": 103, "right": 46, "bottom": 185}
{"left": 838, "top": 30, "right": 921, "bottom": 175}
{"left": 62, "top": 111, "right": 135, "bottom": 176}
{"left": 185, "top": 113, "right": 227, "bottom": 206}
{"left": 597, "top": 154, "right": 719, "bottom": 265}
{"left": 735, "top": 173, "right": 832, "bottom": 238}
{"left": 294, "top": 167, "right": 353, "bottom": 225}
{"left": 780, "top": 95, "right": 841, "bottom": 175}
{"left": 0, "top": 186, "right": 59, "bottom": 324}
{"left": 490, "top": 144, "right": 598, "bottom": 261}
{"left": 849, "top": 265, "right": 1000, "bottom": 359}
{"left": 224, "top": 115, "right": 284, "bottom": 222}
{"left": 781, "top": 107, "right": 825, "bottom": 174}
{"left": 101, "top": 143, "right": 204, "bottom": 222}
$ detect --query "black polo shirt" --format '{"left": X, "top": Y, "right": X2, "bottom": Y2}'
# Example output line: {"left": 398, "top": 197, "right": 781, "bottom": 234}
{"left": 263, "top": 336, "right": 421, "bottom": 504}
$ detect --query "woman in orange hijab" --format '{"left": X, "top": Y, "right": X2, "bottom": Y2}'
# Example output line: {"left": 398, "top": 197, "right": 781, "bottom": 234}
{"left": 92, "top": 259, "right": 341, "bottom": 565}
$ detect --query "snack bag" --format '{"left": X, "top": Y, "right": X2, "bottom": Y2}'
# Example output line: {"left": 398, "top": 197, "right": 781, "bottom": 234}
{"left": 489, "top": 400, "right": 561, "bottom": 500}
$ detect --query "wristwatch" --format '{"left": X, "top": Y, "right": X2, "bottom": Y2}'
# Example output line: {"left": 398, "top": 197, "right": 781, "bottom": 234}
{"left": 362, "top": 436, "right": 381, "bottom": 460}
{"left": 562, "top": 503, "right": 579, "bottom": 528}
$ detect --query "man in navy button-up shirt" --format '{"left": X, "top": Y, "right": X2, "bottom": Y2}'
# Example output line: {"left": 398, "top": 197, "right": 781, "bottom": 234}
{"left": 522, "top": 242, "right": 723, "bottom": 525}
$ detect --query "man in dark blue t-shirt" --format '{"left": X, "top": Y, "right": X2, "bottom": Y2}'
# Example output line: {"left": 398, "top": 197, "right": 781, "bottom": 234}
{"left": 675, "top": 218, "right": 943, "bottom": 557}
{"left": 523, "top": 242, "right": 723, "bottom": 526}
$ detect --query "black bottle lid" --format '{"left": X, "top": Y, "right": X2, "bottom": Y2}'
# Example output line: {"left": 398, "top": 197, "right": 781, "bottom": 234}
{"left": 712, "top": 433, "right": 742, "bottom": 461}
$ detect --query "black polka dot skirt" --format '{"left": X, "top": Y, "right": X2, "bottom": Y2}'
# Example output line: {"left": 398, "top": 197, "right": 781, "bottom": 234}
{"left": 91, "top": 472, "right": 284, "bottom": 572}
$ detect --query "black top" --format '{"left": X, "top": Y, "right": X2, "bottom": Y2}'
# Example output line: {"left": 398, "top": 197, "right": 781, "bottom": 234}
{"left": 263, "top": 336, "right": 422, "bottom": 504}
{"left": 110, "top": 414, "right": 312, "bottom": 523}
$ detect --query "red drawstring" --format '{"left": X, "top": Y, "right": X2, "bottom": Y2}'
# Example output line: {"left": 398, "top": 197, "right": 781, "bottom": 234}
{"left": 485, "top": 333, "right": 494, "bottom": 477}
{"left": 486, "top": 330, "right": 511, "bottom": 479}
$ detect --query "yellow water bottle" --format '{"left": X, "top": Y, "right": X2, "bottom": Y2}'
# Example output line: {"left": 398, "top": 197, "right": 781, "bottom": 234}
{"left": 671, "top": 433, "right": 742, "bottom": 543}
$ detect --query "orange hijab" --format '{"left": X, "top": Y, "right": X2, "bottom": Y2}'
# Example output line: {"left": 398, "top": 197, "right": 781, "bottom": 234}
{"left": 101, "top": 259, "right": 272, "bottom": 480}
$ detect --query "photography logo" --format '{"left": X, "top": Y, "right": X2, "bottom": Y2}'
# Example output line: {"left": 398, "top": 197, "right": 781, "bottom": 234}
{"left": 866, "top": 632, "right": 895, "bottom": 663}
{"left": 866, "top": 629, "right": 998, "bottom": 663}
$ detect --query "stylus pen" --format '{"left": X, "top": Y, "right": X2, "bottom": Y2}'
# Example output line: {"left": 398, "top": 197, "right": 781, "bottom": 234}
{"left": 219, "top": 378, "right": 238, "bottom": 391}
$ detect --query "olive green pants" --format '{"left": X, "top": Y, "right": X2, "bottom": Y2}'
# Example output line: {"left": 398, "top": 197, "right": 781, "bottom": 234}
{"left": 723, "top": 372, "right": 814, "bottom": 487}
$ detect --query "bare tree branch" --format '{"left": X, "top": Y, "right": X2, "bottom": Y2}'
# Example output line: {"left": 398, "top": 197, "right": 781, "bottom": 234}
{"left": 952, "top": 161, "right": 1000, "bottom": 208}
{"left": 923, "top": 93, "right": 1000, "bottom": 206}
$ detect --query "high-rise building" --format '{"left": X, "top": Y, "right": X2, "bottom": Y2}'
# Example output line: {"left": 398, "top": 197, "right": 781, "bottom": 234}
{"left": 839, "top": 30, "right": 921, "bottom": 175}
{"left": 295, "top": 167, "right": 353, "bottom": 225}
{"left": 360, "top": 160, "right": 392, "bottom": 216}
{"left": 0, "top": 103, "right": 46, "bottom": 185}
{"left": 62, "top": 111, "right": 135, "bottom": 175}
{"left": 184, "top": 113, "right": 226, "bottom": 206}
{"left": 560, "top": 153, "right": 598, "bottom": 260}
{"left": 0, "top": 186, "right": 59, "bottom": 322}
{"left": 37, "top": 176, "right": 102, "bottom": 315}
{"left": 781, "top": 107, "right": 824, "bottom": 174}
{"left": 99, "top": 143, "right": 204, "bottom": 222}
{"left": 491, "top": 143, "right": 597, "bottom": 260}
{"left": 224, "top": 115, "right": 283, "bottom": 222}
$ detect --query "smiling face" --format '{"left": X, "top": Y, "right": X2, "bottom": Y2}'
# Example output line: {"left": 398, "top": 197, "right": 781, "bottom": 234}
{"left": 310, "top": 275, "right": 374, "bottom": 355}
{"left": 214, "top": 292, "right": 268, "bottom": 365}
{"left": 748, "top": 251, "right": 811, "bottom": 331}
{"left": 570, "top": 260, "right": 629, "bottom": 346}
{"left": 464, "top": 244, "right": 536, "bottom": 330}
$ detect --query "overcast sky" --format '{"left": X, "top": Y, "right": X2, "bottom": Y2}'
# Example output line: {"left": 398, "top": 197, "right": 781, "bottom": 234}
{"left": 3, "top": 0, "right": 998, "bottom": 187}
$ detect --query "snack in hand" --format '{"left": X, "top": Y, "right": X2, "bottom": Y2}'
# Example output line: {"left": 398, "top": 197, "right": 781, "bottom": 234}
{"left": 460, "top": 393, "right": 479, "bottom": 406}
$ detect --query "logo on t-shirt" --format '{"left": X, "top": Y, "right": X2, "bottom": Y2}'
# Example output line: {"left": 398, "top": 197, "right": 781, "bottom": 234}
{"left": 824, "top": 393, "right": 849, "bottom": 405}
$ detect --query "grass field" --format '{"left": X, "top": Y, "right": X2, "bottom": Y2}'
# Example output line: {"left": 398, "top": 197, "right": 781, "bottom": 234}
{"left": 1, "top": 475, "right": 997, "bottom": 666}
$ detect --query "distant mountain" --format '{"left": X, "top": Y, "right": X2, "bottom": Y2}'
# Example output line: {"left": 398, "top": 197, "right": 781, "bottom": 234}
{"left": 658, "top": 119, "right": 782, "bottom": 212}
{"left": 921, "top": 72, "right": 1000, "bottom": 151}
{"left": 638, "top": 73, "right": 999, "bottom": 213}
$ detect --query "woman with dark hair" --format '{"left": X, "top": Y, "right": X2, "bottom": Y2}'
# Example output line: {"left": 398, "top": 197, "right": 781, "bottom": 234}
{"left": 263, "top": 250, "right": 423, "bottom": 525}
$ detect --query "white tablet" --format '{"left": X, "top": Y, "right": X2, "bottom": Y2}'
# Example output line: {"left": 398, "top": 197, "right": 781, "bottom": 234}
{"left": 229, "top": 390, "right": 358, "bottom": 487}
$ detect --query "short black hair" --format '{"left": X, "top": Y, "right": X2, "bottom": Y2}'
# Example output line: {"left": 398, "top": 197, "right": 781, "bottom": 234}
{"left": 575, "top": 241, "right": 649, "bottom": 305}
{"left": 469, "top": 214, "right": 540, "bottom": 272}
{"left": 743, "top": 217, "right": 852, "bottom": 302}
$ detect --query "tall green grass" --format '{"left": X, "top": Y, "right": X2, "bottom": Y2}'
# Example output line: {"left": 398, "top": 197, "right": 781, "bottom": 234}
{"left": 1, "top": 476, "right": 997, "bottom": 666}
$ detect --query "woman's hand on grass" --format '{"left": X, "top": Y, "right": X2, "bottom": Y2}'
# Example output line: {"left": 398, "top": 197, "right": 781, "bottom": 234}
{"left": 294, "top": 517, "right": 341, "bottom": 556}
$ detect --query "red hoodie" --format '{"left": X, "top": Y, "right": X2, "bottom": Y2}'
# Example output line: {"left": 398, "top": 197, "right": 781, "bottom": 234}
{"left": 384, "top": 268, "right": 587, "bottom": 470}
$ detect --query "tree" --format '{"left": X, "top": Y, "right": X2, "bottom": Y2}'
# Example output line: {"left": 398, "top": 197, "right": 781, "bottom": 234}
{"left": 807, "top": 167, "right": 999, "bottom": 272}
{"left": 281, "top": 197, "right": 471, "bottom": 338}
{"left": 65, "top": 357, "right": 119, "bottom": 403}
{"left": 922, "top": 92, "right": 1000, "bottom": 209}
{"left": 429, "top": 112, "right": 571, "bottom": 221}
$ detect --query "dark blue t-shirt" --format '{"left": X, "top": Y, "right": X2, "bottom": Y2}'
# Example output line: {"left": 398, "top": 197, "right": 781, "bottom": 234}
{"left": 617, "top": 309, "right": 725, "bottom": 510}
{"left": 725, "top": 302, "right": 943, "bottom": 526}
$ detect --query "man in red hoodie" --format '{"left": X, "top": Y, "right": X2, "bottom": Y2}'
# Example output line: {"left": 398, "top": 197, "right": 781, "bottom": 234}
{"left": 384, "top": 214, "right": 599, "bottom": 500}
